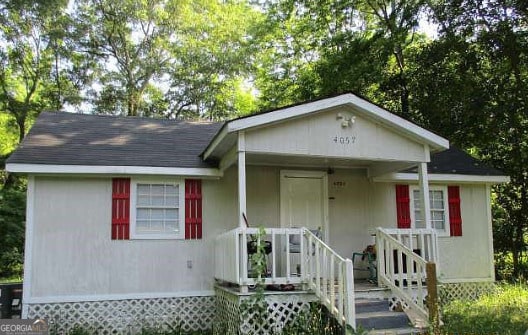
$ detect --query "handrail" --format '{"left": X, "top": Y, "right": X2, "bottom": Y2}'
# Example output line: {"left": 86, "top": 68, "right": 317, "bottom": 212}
{"left": 376, "top": 228, "right": 430, "bottom": 323}
{"left": 214, "top": 227, "right": 356, "bottom": 331}
{"left": 303, "top": 228, "right": 356, "bottom": 330}
{"left": 378, "top": 228, "right": 439, "bottom": 264}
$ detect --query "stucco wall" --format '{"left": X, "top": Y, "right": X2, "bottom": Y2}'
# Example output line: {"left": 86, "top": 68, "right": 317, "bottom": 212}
{"left": 29, "top": 168, "right": 238, "bottom": 299}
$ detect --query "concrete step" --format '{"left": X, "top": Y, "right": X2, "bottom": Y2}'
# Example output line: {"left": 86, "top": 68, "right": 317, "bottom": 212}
{"left": 356, "top": 311, "right": 410, "bottom": 330}
{"left": 355, "top": 298, "right": 389, "bottom": 314}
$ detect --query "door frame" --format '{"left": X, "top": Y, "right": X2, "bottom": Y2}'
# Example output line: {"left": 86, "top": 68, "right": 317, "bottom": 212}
{"left": 279, "top": 170, "right": 329, "bottom": 242}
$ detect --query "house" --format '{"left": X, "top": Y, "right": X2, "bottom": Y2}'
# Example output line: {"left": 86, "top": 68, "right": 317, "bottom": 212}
{"left": 6, "top": 93, "right": 508, "bottom": 333}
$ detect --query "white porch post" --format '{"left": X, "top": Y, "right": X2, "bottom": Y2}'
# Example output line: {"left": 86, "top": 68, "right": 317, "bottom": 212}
{"left": 238, "top": 131, "right": 247, "bottom": 228}
{"left": 418, "top": 162, "right": 432, "bottom": 229}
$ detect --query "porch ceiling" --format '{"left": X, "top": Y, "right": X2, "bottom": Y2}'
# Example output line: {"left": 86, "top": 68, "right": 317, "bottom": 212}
{"left": 244, "top": 152, "right": 416, "bottom": 176}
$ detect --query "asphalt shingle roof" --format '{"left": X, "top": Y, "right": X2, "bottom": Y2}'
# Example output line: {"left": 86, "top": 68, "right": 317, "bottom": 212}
{"left": 7, "top": 112, "right": 223, "bottom": 168}
{"left": 7, "top": 111, "right": 506, "bottom": 177}
{"left": 424, "top": 147, "right": 505, "bottom": 176}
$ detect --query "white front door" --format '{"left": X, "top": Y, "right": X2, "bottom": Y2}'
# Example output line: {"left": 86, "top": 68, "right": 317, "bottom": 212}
{"left": 280, "top": 170, "right": 329, "bottom": 240}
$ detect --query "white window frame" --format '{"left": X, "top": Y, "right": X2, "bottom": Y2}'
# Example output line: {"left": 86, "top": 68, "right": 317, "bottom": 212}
{"left": 410, "top": 185, "right": 451, "bottom": 237}
{"left": 130, "top": 178, "right": 185, "bottom": 240}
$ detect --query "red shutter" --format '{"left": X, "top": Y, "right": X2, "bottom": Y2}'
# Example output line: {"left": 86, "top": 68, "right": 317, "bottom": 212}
{"left": 185, "top": 179, "right": 202, "bottom": 239}
{"left": 448, "top": 186, "right": 462, "bottom": 236}
{"left": 396, "top": 185, "right": 411, "bottom": 228}
{"left": 112, "top": 178, "right": 130, "bottom": 240}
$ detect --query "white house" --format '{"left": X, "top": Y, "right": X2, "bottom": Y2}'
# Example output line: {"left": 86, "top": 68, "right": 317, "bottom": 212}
{"left": 7, "top": 93, "right": 508, "bottom": 334}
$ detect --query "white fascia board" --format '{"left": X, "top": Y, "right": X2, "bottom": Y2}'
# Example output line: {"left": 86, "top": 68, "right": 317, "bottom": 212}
{"left": 373, "top": 172, "right": 510, "bottom": 184}
{"left": 202, "top": 124, "right": 228, "bottom": 160}
{"left": 24, "top": 290, "right": 215, "bottom": 304}
{"left": 6, "top": 163, "right": 222, "bottom": 178}
{"left": 226, "top": 93, "right": 450, "bottom": 150}
{"left": 346, "top": 94, "right": 449, "bottom": 150}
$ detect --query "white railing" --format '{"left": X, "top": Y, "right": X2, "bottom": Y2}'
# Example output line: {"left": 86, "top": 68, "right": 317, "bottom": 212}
{"left": 214, "top": 227, "right": 356, "bottom": 330}
{"left": 215, "top": 227, "right": 306, "bottom": 286}
{"left": 376, "top": 228, "right": 432, "bottom": 322}
{"left": 304, "top": 229, "right": 356, "bottom": 330}
{"left": 380, "top": 228, "right": 439, "bottom": 264}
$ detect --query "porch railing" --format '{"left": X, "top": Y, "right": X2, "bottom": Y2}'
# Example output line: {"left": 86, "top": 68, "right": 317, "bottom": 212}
{"left": 304, "top": 229, "right": 356, "bottom": 330}
{"left": 214, "top": 227, "right": 356, "bottom": 330}
{"left": 376, "top": 227, "right": 433, "bottom": 323}
{"left": 380, "top": 228, "right": 439, "bottom": 264}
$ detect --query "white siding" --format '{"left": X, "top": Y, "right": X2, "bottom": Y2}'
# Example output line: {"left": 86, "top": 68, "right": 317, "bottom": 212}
{"left": 437, "top": 184, "right": 494, "bottom": 281}
{"left": 369, "top": 182, "right": 494, "bottom": 282}
{"left": 244, "top": 109, "right": 426, "bottom": 162}
{"left": 29, "top": 167, "right": 494, "bottom": 300}
{"left": 29, "top": 169, "right": 238, "bottom": 299}
{"left": 242, "top": 169, "right": 494, "bottom": 282}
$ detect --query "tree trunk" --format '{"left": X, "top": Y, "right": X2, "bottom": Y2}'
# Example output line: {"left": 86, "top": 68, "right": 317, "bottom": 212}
{"left": 16, "top": 116, "right": 26, "bottom": 143}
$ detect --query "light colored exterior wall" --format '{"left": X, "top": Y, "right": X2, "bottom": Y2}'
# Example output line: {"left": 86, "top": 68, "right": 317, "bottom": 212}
{"left": 244, "top": 108, "right": 426, "bottom": 162}
{"left": 245, "top": 167, "right": 494, "bottom": 282}
{"left": 437, "top": 184, "right": 494, "bottom": 282}
{"left": 29, "top": 168, "right": 238, "bottom": 299}
{"left": 369, "top": 182, "right": 494, "bottom": 282}
{"left": 28, "top": 165, "right": 494, "bottom": 300}
{"left": 246, "top": 166, "right": 281, "bottom": 228}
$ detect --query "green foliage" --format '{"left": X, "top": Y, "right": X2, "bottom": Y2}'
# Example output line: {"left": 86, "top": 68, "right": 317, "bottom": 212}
{"left": 0, "top": 184, "right": 26, "bottom": 279}
{"left": 0, "top": 114, "right": 18, "bottom": 156}
{"left": 0, "top": 0, "right": 78, "bottom": 142}
{"left": 240, "top": 226, "right": 268, "bottom": 332}
{"left": 70, "top": 0, "right": 259, "bottom": 119}
{"left": 441, "top": 284, "right": 528, "bottom": 334}
{"left": 281, "top": 304, "right": 343, "bottom": 335}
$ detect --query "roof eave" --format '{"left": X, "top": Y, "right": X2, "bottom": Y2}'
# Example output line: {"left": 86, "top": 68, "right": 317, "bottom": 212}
{"left": 373, "top": 172, "right": 510, "bottom": 184}
{"left": 6, "top": 163, "right": 223, "bottom": 178}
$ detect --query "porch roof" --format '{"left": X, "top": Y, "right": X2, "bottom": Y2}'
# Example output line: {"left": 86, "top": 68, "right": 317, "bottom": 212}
{"left": 203, "top": 93, "right": 449, "bottom": 161}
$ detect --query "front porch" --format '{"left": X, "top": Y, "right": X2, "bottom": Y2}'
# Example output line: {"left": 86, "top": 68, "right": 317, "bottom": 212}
{"left": 213, "top": 226, "right": 440, "bottom": 333}
{"left": 205, "top": 95, "right": 452, "bottom": 332}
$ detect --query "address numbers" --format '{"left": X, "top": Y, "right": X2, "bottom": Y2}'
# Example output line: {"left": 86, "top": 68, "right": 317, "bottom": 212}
{"left": 333, "top": 136, "right": 356, "bottom": 145}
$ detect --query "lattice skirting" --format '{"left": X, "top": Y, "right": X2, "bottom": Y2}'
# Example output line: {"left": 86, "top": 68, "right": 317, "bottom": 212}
{"left": 215, "top": 286, "right": 318, "bottom": 334}
{"left": 388, "top": 289, "right": 428, "bottom": 312}
{"left": 26, "top": 295, "right": 215, "bottom": 334}
{"left": 439, "top": 281, "right": 496, "bottom": 305}
{"left": 387, "top": 281, "right": 497, "bottom": 311}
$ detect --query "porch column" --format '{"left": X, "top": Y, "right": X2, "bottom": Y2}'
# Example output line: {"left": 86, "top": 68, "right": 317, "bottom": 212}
{"left": 238, "top": 131, "right": 247, "bottom": 228}
{"left": 418, "top": 162, "right": 432, "bottom": 229}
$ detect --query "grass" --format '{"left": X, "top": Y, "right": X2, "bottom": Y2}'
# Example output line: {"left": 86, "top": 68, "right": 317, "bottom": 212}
{"left": 0, "top": 276, "right": 22, "bottom": 284}
{"left": 441, "top": 283, "right": 528, "bottom": 335}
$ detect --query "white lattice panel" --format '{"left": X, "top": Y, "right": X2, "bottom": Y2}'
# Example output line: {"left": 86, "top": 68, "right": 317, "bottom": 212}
{"left": 439, "top": 281, "right": 496, "bottom": 305}
{"left": 215, "top": 286, "right": 317, "bottom": 335}
{"left": 27, "top": 296, "right": 215, "bottom": 334}
{"left": 388, "top": 286, "right": 428, "bottom": 312}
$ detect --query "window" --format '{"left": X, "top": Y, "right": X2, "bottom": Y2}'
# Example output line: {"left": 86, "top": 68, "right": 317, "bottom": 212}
{"left": 411, "top": 186, "right": 450, "bottom": 235}
{"left": 130, "top": 179, "right": 185, "bottom": 239}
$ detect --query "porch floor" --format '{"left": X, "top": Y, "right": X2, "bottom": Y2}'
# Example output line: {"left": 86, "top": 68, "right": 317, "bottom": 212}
{"left": 215, "top": 279, "right": 390, "bottom": 298}
{"left": 354, "top": 279, "right": 390, "bottom": 300}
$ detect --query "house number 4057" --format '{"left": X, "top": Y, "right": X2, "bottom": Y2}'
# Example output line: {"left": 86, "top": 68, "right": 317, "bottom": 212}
{"left": 333, "top": 136, "right": 356, "bottom": 144}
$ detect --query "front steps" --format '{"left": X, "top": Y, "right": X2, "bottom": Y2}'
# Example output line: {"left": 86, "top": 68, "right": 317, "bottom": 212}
{"left": 355, "top": 298, "right": 424, "bottom": 335}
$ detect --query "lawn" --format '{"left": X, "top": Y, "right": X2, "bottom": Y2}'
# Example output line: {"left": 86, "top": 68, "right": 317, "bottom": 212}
{"left": 441, "top": 283, "right": 528, "bottom": 335}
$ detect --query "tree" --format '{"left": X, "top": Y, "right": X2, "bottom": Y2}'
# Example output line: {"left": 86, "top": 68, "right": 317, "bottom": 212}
{"left": 71, "top": 0, "right": 258, "bottom": 119}
{"left": 423, "top": 0, "right": 528, "bottom": 277}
